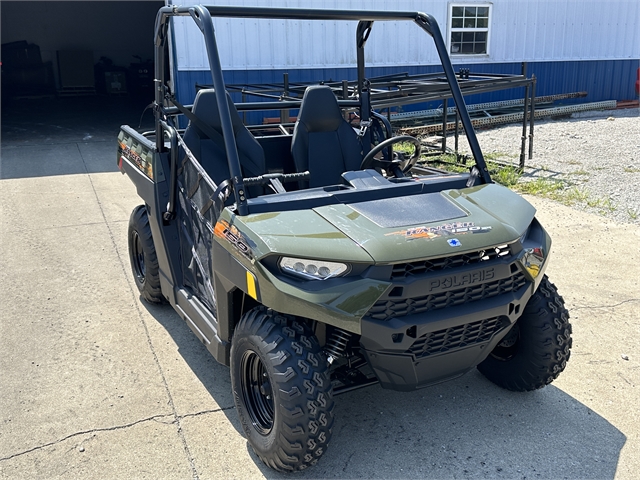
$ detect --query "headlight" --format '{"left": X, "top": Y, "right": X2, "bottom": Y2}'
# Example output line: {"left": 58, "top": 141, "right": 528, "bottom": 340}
{"left": 522, "top": 246, "right": 545, "bottom": 279}
{"left": 279, "top": 256, "right": 349, "bottom": 280}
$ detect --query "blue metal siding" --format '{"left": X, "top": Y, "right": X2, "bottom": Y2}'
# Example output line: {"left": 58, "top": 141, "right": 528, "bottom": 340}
{"left": 176, "top": 59, "right": 638, "bottom": 124}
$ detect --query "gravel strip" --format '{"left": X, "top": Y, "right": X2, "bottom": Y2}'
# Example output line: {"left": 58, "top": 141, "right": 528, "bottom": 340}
{"left": 454, "top": 108, "right": 640, "bottom": 224}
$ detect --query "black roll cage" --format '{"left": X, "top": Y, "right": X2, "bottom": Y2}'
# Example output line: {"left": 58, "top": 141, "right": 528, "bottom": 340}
{"left": 153, "top": 4, "right": 491, "bottom": 216}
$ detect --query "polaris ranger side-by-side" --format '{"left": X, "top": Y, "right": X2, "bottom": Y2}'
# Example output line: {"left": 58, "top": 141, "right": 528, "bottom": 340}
{"left": 117, "top": 5, "right": 572, "bottom": 472}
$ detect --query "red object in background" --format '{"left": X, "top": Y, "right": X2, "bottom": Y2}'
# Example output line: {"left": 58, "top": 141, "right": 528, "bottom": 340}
{"left": 636, "top": 68, "right": 640, "bottom": 96}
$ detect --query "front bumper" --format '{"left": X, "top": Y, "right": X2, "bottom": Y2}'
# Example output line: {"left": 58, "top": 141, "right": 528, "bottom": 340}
{"left": 358, "top": 218, "right": 550, "bottom": 391}
{"left": 360, "top": 279, "right": 532, "bottom": 391}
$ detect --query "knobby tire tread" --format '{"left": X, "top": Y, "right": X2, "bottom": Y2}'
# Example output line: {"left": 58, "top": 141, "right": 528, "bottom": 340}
{"left": 128, "top": 205, "right": 164, "bottom": 303}
{"left": 231, "top": 307, "right": 334, "bottom": 472}
{"left": 477, "top": 276, "right": 572, "bottom": 391}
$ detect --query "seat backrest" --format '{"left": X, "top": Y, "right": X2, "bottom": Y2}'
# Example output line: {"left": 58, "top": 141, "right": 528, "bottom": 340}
{"left": 182, "top": 89, "right": 266, "bottom": 191}
{"left": 291, "top": 85, "right": 362, "bottom": 188}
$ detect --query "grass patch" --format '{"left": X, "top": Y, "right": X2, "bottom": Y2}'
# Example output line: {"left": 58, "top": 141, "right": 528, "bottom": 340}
{"left": 585, "top": 196, "right": 616, "bottom": 212}
{"left": 623, "top": 166, "right": 640, "bottom": 173}
{"left": 395, "top": 141, "right": 420, "bottom": 155}
{"left": 412, "top": 147, "right": 620, "bottom": 216}
{"left": 491, "top": 164, "right": 521, "bottom": 187}
{"left": 561, "top": 186, "right": 591, "bottom": 205}
{"left": 515, "top": 177, "right": 565, "bottom": 197}
{"left": 416, "top": 152, "right": 521, "bottom": 187}
{"left": 483, "top": 151, "right": 516, "bottom": 162}
{"left": 515, "top": 179, "right": 609, "bottom": 210}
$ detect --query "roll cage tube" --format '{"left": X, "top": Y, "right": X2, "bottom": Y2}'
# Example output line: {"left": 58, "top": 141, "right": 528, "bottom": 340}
{"left": 152, "top": 5, "right": 492, "bottom": 216}
{"left": 414, "top": 13, "right": 491, "bottom": 184}
{"left": 188, "top": 5, "right": 248, "bottom": 215}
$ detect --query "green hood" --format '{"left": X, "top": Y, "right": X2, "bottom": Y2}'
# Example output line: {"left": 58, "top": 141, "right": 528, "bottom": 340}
{"left": 232, "top": 184, "right": 535, "bottom": 266}
{"left": 312, "top": 183, "right": 535, "bottom": 264}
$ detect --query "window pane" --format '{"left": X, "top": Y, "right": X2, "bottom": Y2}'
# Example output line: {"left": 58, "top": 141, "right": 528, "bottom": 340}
{"left": 474, "top": 42, "right": 487, "bottom": 54}
{"left": 450, "top": 4, "right": 490, "bottom": 54}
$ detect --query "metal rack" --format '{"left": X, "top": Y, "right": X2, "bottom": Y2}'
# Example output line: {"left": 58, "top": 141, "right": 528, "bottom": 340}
{"left": 217, "top": 63, "right": 539, "bottom": 168}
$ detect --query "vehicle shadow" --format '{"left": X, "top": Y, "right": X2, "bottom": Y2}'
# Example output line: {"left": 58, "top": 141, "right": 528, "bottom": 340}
{"left": 140, "top": 300, "right": 243, "bottom": 432}
{"left": 143, "top": 302, "right": 625, "bottom": 480}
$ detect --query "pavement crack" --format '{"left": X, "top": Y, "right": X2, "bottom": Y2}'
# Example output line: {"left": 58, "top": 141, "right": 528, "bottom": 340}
{"left": 573, "top": 298, "right": 640, "bottom": 310}
{"left": 342, "top": 451, "right": 356, "bottom": 472}
{"left": 0, "top": 414, "right": 174, "bottom": 462}
{"left": 178, "top": 406, "right": 236, "bottom": 420}
{"left": 3, "top": 220, "right": 126, "bottom": 235}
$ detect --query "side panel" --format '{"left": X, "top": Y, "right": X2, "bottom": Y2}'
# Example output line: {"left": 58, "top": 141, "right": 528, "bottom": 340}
{"left": 146, "top": 172, "right": 182, "bottom": 305}
{"left": 117, "top": 126, "right": 160, "bottom": 205}
{"left": 118, "top": 126, "right": 180, "bottom": 304}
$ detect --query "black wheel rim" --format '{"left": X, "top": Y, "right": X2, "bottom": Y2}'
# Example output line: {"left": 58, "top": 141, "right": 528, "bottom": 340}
{"left": 131, "top": 230, "right": 146, "bottom": 283}
{"left": 490, "top": 324, "right": 520, "bottom": 361}
{"left": 240, "top": 350, "right": 274, "bottom": 435}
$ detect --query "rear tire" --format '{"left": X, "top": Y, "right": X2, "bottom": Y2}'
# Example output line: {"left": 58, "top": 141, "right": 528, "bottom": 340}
{"left": 128, "top": 205, "right": 165, "bottom": 303}
{"left": 477, "top": 276, "right": 572, "bottom": 391}
{"left": 231, "top": 307, "right": 334, "bottom": 472}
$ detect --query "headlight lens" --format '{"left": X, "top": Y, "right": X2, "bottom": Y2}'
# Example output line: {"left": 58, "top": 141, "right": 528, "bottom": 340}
{"left": 522, "top": 246, "right": 545, "bottom": 279}
{"left": 279, "top": 257, "right": 348, "bottom": 280}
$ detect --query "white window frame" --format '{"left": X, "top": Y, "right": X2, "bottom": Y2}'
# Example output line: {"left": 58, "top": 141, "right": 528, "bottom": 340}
{"left": 447, "top": 3, "right": 492, "bottom": 57}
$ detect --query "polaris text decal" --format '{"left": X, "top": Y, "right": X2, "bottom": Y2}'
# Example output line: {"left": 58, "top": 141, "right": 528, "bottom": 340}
{"left": 428, "top": 268, "right": 495, "bottom": 292}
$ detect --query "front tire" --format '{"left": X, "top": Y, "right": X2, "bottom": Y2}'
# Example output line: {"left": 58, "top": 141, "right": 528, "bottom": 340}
{"left": 231, "top": 307, "right": 334, "bottom": 472}
{"left": 477, "top": 276, "right": 572, "bottom": 391}
{"left": 128, "top": 205, "right": 164, "bottom": 303}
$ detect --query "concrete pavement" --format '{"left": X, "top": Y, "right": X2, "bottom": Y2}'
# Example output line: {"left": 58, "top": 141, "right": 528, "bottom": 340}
{"left": 0, "top": 106, "right": 638, "bottom": 478}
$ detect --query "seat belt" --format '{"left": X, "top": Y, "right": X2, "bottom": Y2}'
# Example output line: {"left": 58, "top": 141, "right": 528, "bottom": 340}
{"left": 169, "top": 96, "right": 227, "bottom": 148}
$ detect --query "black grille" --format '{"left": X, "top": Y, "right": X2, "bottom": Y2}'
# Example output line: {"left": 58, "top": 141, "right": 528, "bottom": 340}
{"left": 391, "top": 245, "right": 512, "bottom": 279}
{"left": 367, "top": 273, "right": 527, "bottom": 321}
{"left": 407, "top": 317, "right": 503, "bottom": 358}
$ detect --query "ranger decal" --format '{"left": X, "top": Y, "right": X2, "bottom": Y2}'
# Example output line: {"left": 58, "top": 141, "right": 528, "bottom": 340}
{"left": 118, "top": 141, "right": 154, "bottom": 179}
{"left": 385, "top": 221, "right": 492, "bottom": 241}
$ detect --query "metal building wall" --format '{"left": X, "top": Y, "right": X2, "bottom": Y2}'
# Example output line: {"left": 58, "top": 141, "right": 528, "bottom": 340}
{"left": 489, "top": 0, "right": 639, "bottom": 62}
{"left": 171, "top": 0, "right": 639, "bottom": 70}
{"left": 176, "top": 59, "right": 638, "bottom": 122}
{"left": 169, "top": 0, "right": 640, "bottom": 122}
{"left": 172, "top": 0, "right": 446, "bottom": 71}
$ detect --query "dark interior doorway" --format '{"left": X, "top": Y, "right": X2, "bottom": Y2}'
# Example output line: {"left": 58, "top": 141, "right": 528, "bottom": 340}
{"left": 1, "top": 1, "right": 164, "bottom": 169}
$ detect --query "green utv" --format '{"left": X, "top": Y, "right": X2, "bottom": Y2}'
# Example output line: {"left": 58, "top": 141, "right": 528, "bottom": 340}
{"left": 118, "top": 5, "right": 572, "bottom": 472}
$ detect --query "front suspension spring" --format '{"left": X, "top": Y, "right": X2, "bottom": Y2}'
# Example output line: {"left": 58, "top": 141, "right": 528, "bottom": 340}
{"left": 324, "top": 328, "right": 353, "bottom": 364}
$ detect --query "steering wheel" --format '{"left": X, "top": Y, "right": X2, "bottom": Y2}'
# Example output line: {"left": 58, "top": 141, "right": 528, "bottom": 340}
{"left": 360, "top": 135, "right": 422, "bottom": 175}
